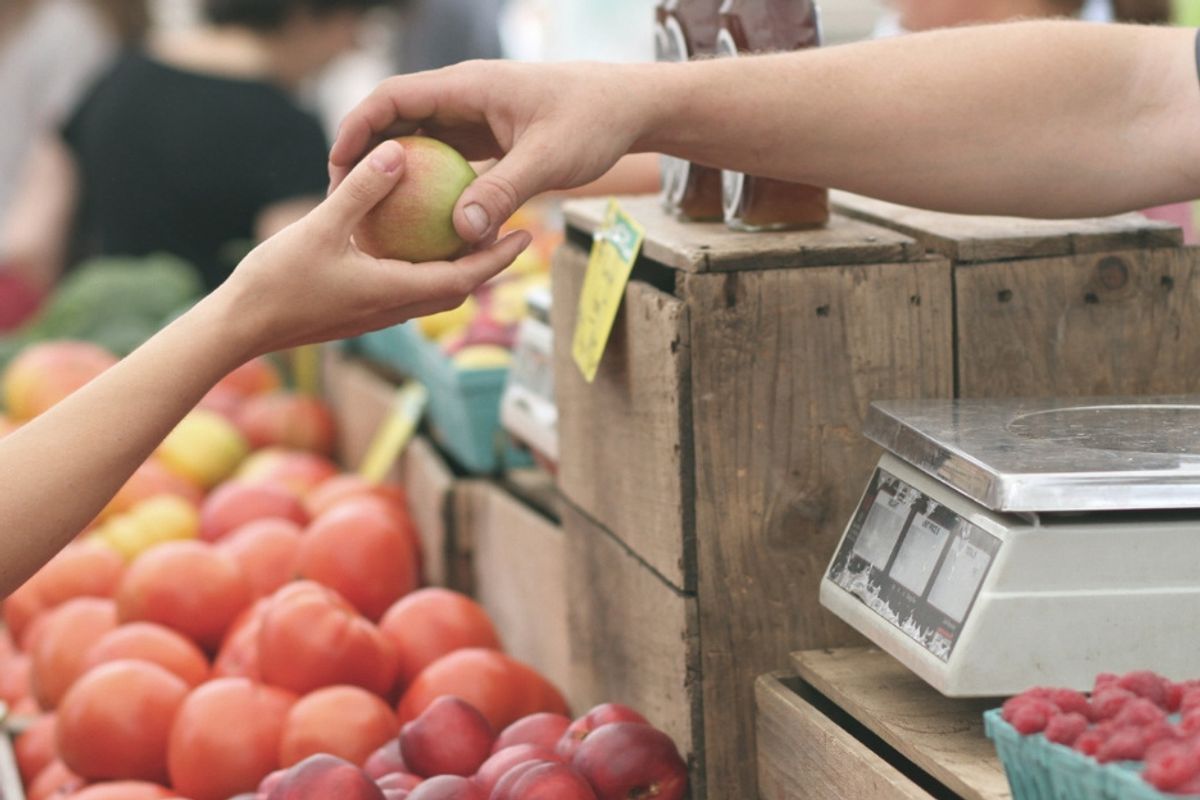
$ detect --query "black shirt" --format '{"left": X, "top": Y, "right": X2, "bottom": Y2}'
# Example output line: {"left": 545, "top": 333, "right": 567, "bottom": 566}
{"left": 62, "top": 51, "right": 329, "bottom": 290}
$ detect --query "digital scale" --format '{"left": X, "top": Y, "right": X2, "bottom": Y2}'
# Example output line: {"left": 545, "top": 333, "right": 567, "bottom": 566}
{"left": 819, "top": 397, "right": 1200, "bottom": 697}
{"left": 500, "top": 286, "right": 558, "bottom": 467}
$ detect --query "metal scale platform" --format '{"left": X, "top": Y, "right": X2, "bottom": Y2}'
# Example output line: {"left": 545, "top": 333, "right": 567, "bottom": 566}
{"left": 819, "top": 397, "right": 1200, "bottom": 696}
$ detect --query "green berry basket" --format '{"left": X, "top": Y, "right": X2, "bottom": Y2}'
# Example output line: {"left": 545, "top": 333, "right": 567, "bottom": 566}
{"left": 351, "top": 322, "right": 532, "bottom": 474}
{"left": 984, "top": 710, "right": 1200, "bottom": 800}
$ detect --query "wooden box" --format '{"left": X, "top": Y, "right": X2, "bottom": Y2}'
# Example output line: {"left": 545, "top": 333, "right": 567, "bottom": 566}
{"left": 454, "top": 477, "right": 576, "bottom": 709}
{"left": 757, "top": 648, "right": 1009, "bottom": 800}
{"left": 551, "top": 195, "right": 1200, "bottom": 798}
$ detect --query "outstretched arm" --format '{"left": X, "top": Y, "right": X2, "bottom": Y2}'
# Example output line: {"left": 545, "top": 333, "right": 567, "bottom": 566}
{"left": 0, "top": 140, "right": 531, "bottom": 596}
{"left": 331, "top": 21, "right": 1200, "bottom": 242}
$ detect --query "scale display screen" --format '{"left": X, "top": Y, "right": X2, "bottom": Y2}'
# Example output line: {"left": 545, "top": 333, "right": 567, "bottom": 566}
{"left": 826, "top": 468, "right": 1001, "bottom": 661}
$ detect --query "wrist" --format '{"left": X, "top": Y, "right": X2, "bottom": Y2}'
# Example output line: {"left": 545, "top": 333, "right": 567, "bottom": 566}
{"left": 186, "top": 281, "right": 265, "bottom": 370}
{"left": 628, "top": 61, "right": 697, "bottom": 155}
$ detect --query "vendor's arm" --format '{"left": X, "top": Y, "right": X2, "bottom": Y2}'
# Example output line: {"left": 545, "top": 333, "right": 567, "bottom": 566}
{"left": 331, "top": 21, "right": 1200, "bottom": 242}
{"left": 0, "top": 141, "right": 530, "bottom": 597}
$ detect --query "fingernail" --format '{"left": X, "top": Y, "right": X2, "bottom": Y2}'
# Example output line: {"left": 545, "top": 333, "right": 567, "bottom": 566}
{"left": 463, "top": 203, "right": 490, "bottom": 238}
{"left": 369, "top": 141, "right": 404, "bottom": 174}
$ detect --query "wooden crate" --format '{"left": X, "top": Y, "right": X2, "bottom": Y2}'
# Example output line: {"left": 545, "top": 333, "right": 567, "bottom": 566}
{"left": 455, "top": 477, "right": 574, "bottom": 708}
{"left": 322, "top": 349, "right": 457, "bottom": 588}
{"left": 832, "top": 192, "right": 1200, "bottom": 397}
{"left": 552, "top": 195, "right": 1199, "bottom": 799}
{"left": 757, "top": 648, "right": 1009, "bottom": 800}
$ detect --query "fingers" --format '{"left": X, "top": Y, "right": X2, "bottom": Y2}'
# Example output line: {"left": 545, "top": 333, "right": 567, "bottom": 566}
{"left": 316, "top": 140, "right": 406, "bottom": 235}
{"left": 453, "top": 143, "right": 557, "bottom": 244}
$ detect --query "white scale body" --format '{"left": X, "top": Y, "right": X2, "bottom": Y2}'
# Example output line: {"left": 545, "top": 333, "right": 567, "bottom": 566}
{"left": 500, "top": 286, "right": 558, "bottom": 466}
{"left": 819, "top": 398, "right": 1200, "bottom": 697}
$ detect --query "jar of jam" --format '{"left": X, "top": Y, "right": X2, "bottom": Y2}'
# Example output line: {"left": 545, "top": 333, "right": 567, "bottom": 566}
{"left": 656, "top": 0, "right": 725, "bottom": 221}
{"left": 717, "top": 0, "right": 829, "bottom": 230}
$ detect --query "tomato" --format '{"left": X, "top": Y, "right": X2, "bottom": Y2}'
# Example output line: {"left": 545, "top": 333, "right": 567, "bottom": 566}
{"left": 31, "top": 598, "right": 118, "bottom": 709}
{"left": 57, "top": 660, "right": 188, "bottom": 782}
{"left": 297, "top": 498, "right": 419, "bottom": 621}
{"left": 84, "top": 623, "right": 209, "bottom": 688}
{"left": 235, "top": 449, "right": 338, "bottom": 497}
{"left": 32, "top": 543, "right": 125, "bottom": 607}
{"left": 168, "top": 677, "right": 296, "bottom": 800}
{"left": 15, "top": 712, "right": 56, "bottom": 785}
{"left": 98, "top": 458, "right": 203, "bottom": 523}
{"left": 396, "top": 649, "right": 569, "bottom": 732}
{"left": 0, "top": 652, "right": 32, "bottom": 707}
{"left": 198, "top": 482, "right": 307, "bottom": 543}
{"left": 4, "top": 579, "right": 45, "bottom": 644}
{"left": 379, "top": 589, "right": 501, "bottom": 692}
{"left": 278, "top": 685, "right": 397, "bottom": 767}
{"left": 26, "top": 759, "right": 84, "bottom": 800}
{"left": 215, "top": 519, "right": 302, "bottom": 598}
{"left": 257, "top": 581, "right": 396, "bottom": 696}
{"left": 66, "top": 782, "right": 176, "bottom": 800}
{"left": 304, "top": 475, "right": 409, "bottom": 521}
{"left": 235, "top": 393, "right": 336, "bottom": 456}
{"left": 214, "top": 357, "right": 282, "bottom": 398}
{"left": 116, "top": 541, "right": 252, "bottom": 652}
{"left": 213, "top": 600, "right": 267, "bottom": 681}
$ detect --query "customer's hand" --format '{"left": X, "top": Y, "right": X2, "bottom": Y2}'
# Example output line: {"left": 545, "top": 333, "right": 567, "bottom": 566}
{"left": 329, "top": 61, "right": 654, "bottom": 245}
{"left": 219, "top": 139, "right": 532, "bottom": 359}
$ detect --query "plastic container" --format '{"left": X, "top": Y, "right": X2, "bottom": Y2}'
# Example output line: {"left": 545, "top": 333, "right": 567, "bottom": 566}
{"left": 352, "top": 323, "right": 532, "bottom": 474}
{"left": 984, "top": 709, "right": 1200, "bottom": 800}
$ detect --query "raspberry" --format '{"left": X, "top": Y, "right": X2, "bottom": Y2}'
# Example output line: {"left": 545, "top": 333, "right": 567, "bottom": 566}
{"left": 1182, "top": 711, "right": 1200, "bottom": 736}
{"left": 1011, "top": 699, "right": 1058, "bottom": 735}
{"left": 1045, "top": 712, "right": 1090, "bottom": 746}
{"left": 1119, "top": 671, "right": 1169, "bottom": 709}
{"left": 1167, "top": 682, "right": 1186, "bottom": 713}
{"left": 1048, "top": 689, "right": 1093, "bottom": 720}
{"left": 1170, "top": 773, "right": 1200, "bottom": 796}
{"left": 1075, "top": 727, "right": 1111, "bottom": 757}
{"left": 1003, "top": 694, "right": 1049, "bottom": 723}
{"left": 1116, "top": 698, "right": 1169, "bottom": 728}
{"left": 1098, "top": 728, "right": 1147, "bottom": 763}
{"left": 1182, "top": 689, "right": 1200, "bottom": 716}
{"left": 1093, "top": 687, "right": 1139, "bottom": 721}
{"left": 1144, "top": 741, "right": 1200, "bottom": 791}
{"left": 1140, "top": 721, "right": 1181, "bottom": 749}
{"left": 1094, "top": 673, "right": 1120, "bottom": 693}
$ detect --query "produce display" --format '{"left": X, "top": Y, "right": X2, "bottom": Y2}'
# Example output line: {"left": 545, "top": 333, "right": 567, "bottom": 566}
{"left": 0, "top": 341, "right": 688, "bottom": 800}
{"left": 995, "top": 670, "right": 1200, "bottom": 797}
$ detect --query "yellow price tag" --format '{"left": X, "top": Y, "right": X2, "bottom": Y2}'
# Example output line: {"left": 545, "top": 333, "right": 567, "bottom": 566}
{"left": 359, "top": 382, "right": 429, "bottom": 484}
{"left": 571, "top": 199, "right": 646, "bottom": 383}
{"left": 292, "top": 345, "right": 323, "bottom": 396}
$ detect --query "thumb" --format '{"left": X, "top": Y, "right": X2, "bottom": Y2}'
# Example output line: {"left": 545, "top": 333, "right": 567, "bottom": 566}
{"left": 317, "top": 140, "right": 406, "bottom": 234}
{"left": 453, "top": 142, "right": 555, "bottom": 243}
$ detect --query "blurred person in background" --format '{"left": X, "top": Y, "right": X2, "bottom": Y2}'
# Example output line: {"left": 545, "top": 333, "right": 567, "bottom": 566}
{"left": 871, "top": 0, "right": 1190, "bottom": 240}
{"left": 395, "top": 0, "right": 504, "bottom": 72}
{"left": 0, "top": 0, "right": 147, "bottom": 329}
{"left": 1, "top": 0, "right": 387, "bottom": 294}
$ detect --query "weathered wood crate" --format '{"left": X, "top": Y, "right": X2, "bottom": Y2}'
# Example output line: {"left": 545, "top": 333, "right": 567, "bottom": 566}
{"left": 757, "top": 648, "right": 1009, "bottom": 800}
{"left": 551, "top": 195, "right": 1200, "bottom": 799}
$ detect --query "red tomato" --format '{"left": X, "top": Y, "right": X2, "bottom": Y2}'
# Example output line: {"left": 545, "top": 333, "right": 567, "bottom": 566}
{"left": 15, "top": 712, "right": 56, "bottom": 785}
{"left": 26, "top": 759, "right": 84, "bottom": 800}
{"left": 297, "top": 498, "right": 419, "bottom": 621}
{"left": 236, "top": 449, "right": 339, "bottom": 497}
{"left": 199, "top": 481, "right": 307, "bottom": 543}
{"left": 213, "top": 600, "right": 266, "bottom": 681}
{"left": 215, "top": 518, "right": 302, "bottom": 598}
{"left": 278, "top": 685, "right": 397, "bottom": 767}
{"left": 99, "top": 459, "right": 203, "bottom": 522}
{"left": 235, "top": 393, "right": 336, "bottom": 456}
{"left": 116, "top": 541, "right": 251, "bottom": 652}
{"left": 4, "top": 579, "right": 46, "bottom": 644}
{"left": 379, "top": 588, "right": 502, "bottom": 692}
{"left": 0, "top": 652, "right": 32, "bottom": 707}
{"left": 304, "top": 475, "right": 408, "bottom": 521}
{"left": 168, "top": 677, "right": 296, "bottom": 800}
{"left": 84, "top": 622, "right": 209, "bottom": 688}
{"left": 214, "top": 357, "right": 282, "bottom": 398}
{"left": 32, "top": 543, "right": 125, "bottom": 607}
{"left": 65, "top": 782, "right": 176, "bottom": 800}
{"left": 257, "top": 582, "right": 396, "bottom": 696}
{"left": 31, "top": 598, "right": 118, "bottom": 709}
{"left": 397, "top": 649, "right": 568, "bottom": 733}
{"left": 57, "top": 660, "right": 188, "bottom": 782}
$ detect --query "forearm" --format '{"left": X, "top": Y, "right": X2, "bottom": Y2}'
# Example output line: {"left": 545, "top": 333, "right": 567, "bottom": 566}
{"left": 1, "top": 138, "right": 78, "bottom": 289}
{"left": 0, "top": 290, "right": 250, "bottom": 595}
{"left": 638, "top": 21, "right": 1200, "bottom": 217}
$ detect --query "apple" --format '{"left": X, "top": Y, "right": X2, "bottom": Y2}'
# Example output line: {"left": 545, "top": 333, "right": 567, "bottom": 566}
{"left": 570, "top": 723, "right": 687, "bottom": 800}
{"left": 378, "top": 772, "right": 422, "bottom": 792}
{"left": 406, "top": 775, "right": 484, "bottom": 800}
{"left": 556, "top": 705, "right": 648, "bottom": 760}
{"left": 356, "top": 136, "right": 477, "bottom": 264}
{"left": 488, "top": 761, "right": 549, "bottom": 800}
{"left": 364, "top": 742, "right": 409, "bottom": 779}
{"left": 493, "top": 714, "right": 572, "bottom": 754}
{"left": 400, "top": 696, "right": 494, "bottom": 777}
{"left": 503, "top": 761, "right": 596, "bottom": 800}
{"left": 266, "top": 754, "right": 384, "bottom": 800}
{"left": 473, "top": 745, "right": 559, "bottom": 796}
